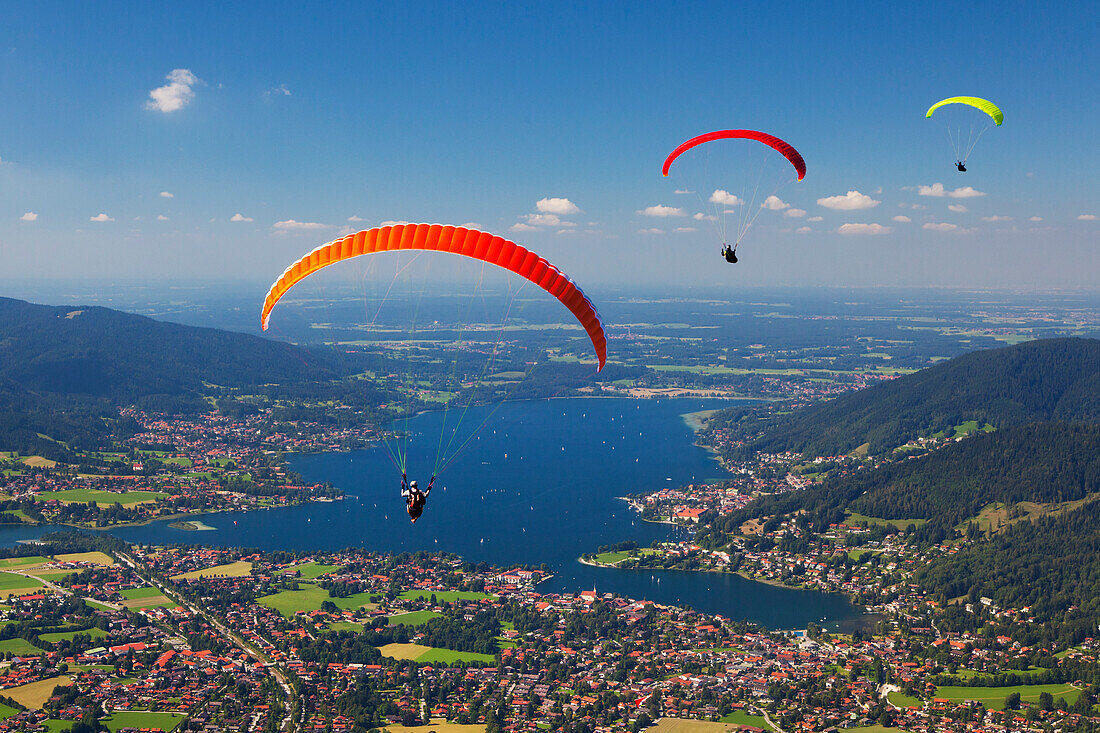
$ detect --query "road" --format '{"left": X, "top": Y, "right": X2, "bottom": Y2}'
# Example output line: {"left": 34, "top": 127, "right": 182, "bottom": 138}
{"left": 115, "top": 550, "right": 299, "bottom": 732}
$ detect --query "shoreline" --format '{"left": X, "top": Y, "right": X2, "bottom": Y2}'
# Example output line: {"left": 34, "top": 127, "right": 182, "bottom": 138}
{"left": 577, "top": 554, "right": 817, "bottom": 591}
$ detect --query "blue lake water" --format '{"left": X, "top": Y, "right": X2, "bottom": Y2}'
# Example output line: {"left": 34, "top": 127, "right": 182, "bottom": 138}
{"left": 0, "top": 398, "right": 864, "bottom": 630}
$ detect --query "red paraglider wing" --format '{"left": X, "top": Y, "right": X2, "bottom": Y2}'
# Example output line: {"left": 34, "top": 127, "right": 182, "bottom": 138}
{"left": 260, "top": 224, "right": 607, "bottom": 371}
{"left": 662, "top": 129, "right": 806, "bottom": 181}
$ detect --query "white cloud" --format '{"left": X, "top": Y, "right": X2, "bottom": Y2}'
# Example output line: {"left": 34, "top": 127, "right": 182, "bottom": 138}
{"left": 673, "top": 189, "right": 694, "bottom": 195}
{"left": 145, "top": 69, "right": 199, "bottom": 113}
{"left": 462, "top": 222, "right": 482, "bottom": 229}
{"left": 948, "top": 204, "right": 968, "bottom": 213}
{"left": 637, "top": 228, "right": 664, "bottom": 235}
{"left": 157, "top": 215, "right": 169, "bottom": 221}
{"left": 673, "top": 226, "right": 698, "bottom": 233}
{"left": 982, "top": 215, "right": 1013, "bottom": 222}
{"left": 536, "top": 197, "right": 580, "bottom": 215}
{"left": 784, "top": 208, "right": 806, "bottom": 218}
{"left": 795, "top": 226, "right": 811, "bottom": 234}
{"left": 20, "top": 212, "right": 37, "bottom": 222}
{"left": 265, "top": 83, "right": 291, "bottom": 99}
{"left": 347, "top": 215, "right": 364, "bottom": 222}
{"left": 761, "top": 195, "right": 789, "bottom": 211}
{"left": 379, "top": 220, "right": 411, "bottom": 227}
{"left": 818, "top": 190, "right": 880, "bottom": 210}
{"left": 274, "top": 219, "right": 327, "bottom": 230}
{"left": 709, "top": 190, "right": 743, "bottom": 206}
{"left": 159, "top": 191, "right": 174, "bottom": 199}
{"left": 638, "top": 205, "right": 685, "bottom": 217}
{"left": 510, "top": 222, "right": 538, "bottom": 232}
{"left": 230, "top": 213, "right": 254, "bottom": 222}
{"left": 807, "top": 216, "right": 823, "bottom": 222}
{"left": 89, "top": 213, "right": 114, "bottom": 222}
{"left": 837, "top": 222, "right": 890, "bottom": 235}
{"left": 693, "top": 212, "right": 717, "bottom": 221}
{"left": 1029, "top": 216, "right": 1043, "bottom": 222}
{"left": 891, "top": 215, "right": 911, "bottom": 223}
{"left": 1078, "top": 214, "right": 1098, "bottom": 221}
{"left": 524, "top": 213, "right": 562, "bottom": 227}
{"left": 923, "top": 222, "right": 958, "bottom": 232}
{"left": 917, "top": 182, "right": 986, "bottom": 198}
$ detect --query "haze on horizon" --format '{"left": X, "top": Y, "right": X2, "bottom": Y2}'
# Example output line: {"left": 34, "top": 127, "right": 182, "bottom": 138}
{"left": 1, "top": 1, "right": 1097, "bottom": 293}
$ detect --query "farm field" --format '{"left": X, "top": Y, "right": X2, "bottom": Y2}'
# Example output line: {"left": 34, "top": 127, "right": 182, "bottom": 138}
{"left": 172, "top": 561, "right": 253, "bottom": 580}
{"left": 377, "top": 643, "right": 496, "bottom": 664}
{"left": 259, "top": 583, "right": 376, "bottom": 617}
{"left": 6, "top": 676, "right": 72, "bottom": 708}
{"left": 32, "top": 489, "right": 167, "bottom": 505}
{"left": 0, "top": 557, "right": 49, "bottom": 569}
{"left": 277, "top": 561, "right": 342, "bottom": 579}
{"left": 387, "top": 610, "right": 442, "bottom": 626}
{"left": 0, "top": 638, "right": 44, "bottom": 654}
{"left": 0, "top": 572, "right": 44, "bottom": 592}
{"left": 718, "top": 710, "right": 775, "bottom": 730}
{"left": 119, "top": 587, "right": 176, "bottom": 609}
{"left": 102, "top": 711, "right": 186, "bottom": 732}
{"left": 385, "top": 722, "right": 485, "bottom": 732}
{"left": 934, "top": 683, "right": 1080, "bottom": 711}
{"left": 888, "top": 691, "right": 923, "bottom": 708}
{"left": 39, "top": 626, "right": 109, "bottom": 643}
{"left": 56, "top": 551, "right": 116, "bottom": 566}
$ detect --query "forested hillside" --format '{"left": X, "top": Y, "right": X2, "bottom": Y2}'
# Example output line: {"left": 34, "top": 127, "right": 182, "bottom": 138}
{"left": 916, "top": 496, "right": 1100, "bottom": 644}
{"left": 0, "top": 296, "right": 360, "bottom": 457}
{"left": 699, "top": 423, "right": 1100, "bottom": 547}
{"left": 702, "top": 337, "right": 1100, "bottom": 457}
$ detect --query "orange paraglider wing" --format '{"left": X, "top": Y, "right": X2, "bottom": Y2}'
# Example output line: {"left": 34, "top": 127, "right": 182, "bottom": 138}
{"left": 260, "top": 224, "right": 607, "bottom": 371}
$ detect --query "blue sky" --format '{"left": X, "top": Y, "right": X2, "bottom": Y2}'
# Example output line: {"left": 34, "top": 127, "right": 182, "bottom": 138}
{"left": 1, "top": 1, "right": 1097, "bottom": 291}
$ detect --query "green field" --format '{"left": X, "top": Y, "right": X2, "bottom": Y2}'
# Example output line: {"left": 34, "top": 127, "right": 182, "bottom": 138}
{"left": 120, "top": 586, "right": 163, "bottom": 599}
{"left": 259, "top": 583, "right": 376, "bottom": 617}
{"left": 718, "top": 710, "right": 775, "bottom": 730}
{"left": 34, "top": 489, "right": 167, "bottom": 505}
{"left": 416, "top": 647, "right": 497, "bottom": 664}
{"left": 844, "top": 511, "right": 928, "bottom": 530}
{"left": 278, "top": 561, "right": 343, "bottom": 579}
{"left": 400, "top": 589, "right": 494, "bottom": 603}
{"left": 326, "top": 621, "right": 364, "bottom": 633}
{"left": 954, "top": 666, "right": 1047, "bottom": 682}
{"left": 39, "top": 627, "right": 109, "bottom": 643}
{"left": 0, "top": 572, "right": 44, "bottom": 591}
{"left": 933, "top": 420, "right": 995, "bottom": 440}
{"left": 387, "top": 610, "right": 443, "bottom": 626}
{"left": 888, "top": 691, "right": 923, "bottom": 709}
{"left": 592, "top": 550, "right": 631, "bottom": 564}
{"left": 0, "top": 638, "right": 44, "bottom": 655}
{"left": 0, "top": 556, "right": 49, "bottom": 568}
{"left": 0, "top": 702, "right": 17, "bottom": 720}
{"left": 934, "top": 683, "right": 1080, "bottom": 711}
{"left": 102, "top": 711, "right": 186, "bottom": 732}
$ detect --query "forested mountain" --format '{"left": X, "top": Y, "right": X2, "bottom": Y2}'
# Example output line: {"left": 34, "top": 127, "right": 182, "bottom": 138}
{"left": 700, "top": 423, "right": 1100, "bottom": 546}
{"left": 705, "top": 337, "right": 1100, "bottom": 457}
{"left": 0, "top": 296, "right": 353, "bottom": 456}
{"left": 845, "top": 422, "right": 1100, "bottom": 524}
{"left": 916, "top": 496, "right": 1100, "bottom": 644}
{"left": 0, "top": 296, "right": 341, "bottom": 398}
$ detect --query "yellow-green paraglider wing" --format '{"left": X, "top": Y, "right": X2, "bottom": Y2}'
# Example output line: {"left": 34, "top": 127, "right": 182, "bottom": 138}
{"left": 926, "top": 96, "right": 1004, "bottom": 126}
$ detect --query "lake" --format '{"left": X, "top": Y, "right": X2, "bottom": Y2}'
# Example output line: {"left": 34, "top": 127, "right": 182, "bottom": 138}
{"left": 1, "top": 397, "right": 864, "bottom": 630}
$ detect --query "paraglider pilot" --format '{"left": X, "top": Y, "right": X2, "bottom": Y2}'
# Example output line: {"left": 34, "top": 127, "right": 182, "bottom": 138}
{"left": 956, "top": 161, "right": 967, "bottom": 172}
{"left": 721, "top": 243, "right": 738, "bottom": 264}
{"left": 401, "top": 472, "right": 434, "bottom": 523}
